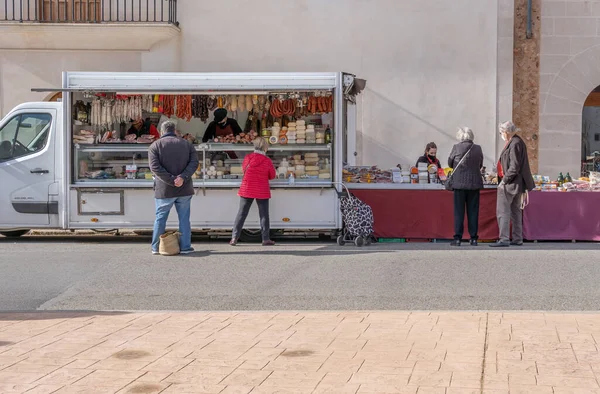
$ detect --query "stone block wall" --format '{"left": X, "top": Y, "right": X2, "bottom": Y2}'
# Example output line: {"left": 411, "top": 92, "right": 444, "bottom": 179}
{"left": 540, "top": 0, "right": 600, "bottom": 176}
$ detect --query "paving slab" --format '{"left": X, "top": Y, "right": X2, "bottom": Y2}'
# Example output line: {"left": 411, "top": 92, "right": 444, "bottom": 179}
{"left": 1, "top": 311, "right": 600, "bottom": 392}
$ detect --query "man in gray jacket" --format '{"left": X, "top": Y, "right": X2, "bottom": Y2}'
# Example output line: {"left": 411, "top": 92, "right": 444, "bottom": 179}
{"left": 149, "top": 120, "right": 199, "bottom": 255}
{"left": 490, "top": 121, "right": 535, "bottom": 247}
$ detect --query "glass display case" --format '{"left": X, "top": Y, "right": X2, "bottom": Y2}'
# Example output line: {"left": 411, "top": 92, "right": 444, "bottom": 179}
{"left": 197, "top": 143, "right": 333, "bottom": 188}
{"left": 73, "top": 144, "right": 153, "bottom": 187}
{"left": 72, "top": 143, "right": 334, "bottom": 188}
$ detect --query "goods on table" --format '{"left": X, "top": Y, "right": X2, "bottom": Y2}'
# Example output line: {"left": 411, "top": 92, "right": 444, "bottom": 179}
{"left": 211, "top": 131, "right": 258, "bottom": 144}
{"left": 534, "top": 173, "right": 600, "bottom": 192}
{"left": 343, "top": 166, "right": 393, "bottom": 183}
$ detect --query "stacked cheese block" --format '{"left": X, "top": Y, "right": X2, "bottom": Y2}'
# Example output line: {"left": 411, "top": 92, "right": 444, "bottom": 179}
{"left": 305, "top": 153, "right": 320, "bottom": 177}
{"left": 286, "top": 122, "right": 296, "bottom": 144}
{"left": 292, "top": 154, "right": 305, "bottom": 177}
{"left": 315, "top": 126, "right": 326, "bottom": 144}
{"left": 230, "top": 165, "right": 243, "bottom": 178}
{"left": 306, "top": 124, "right": 316, "bottom": 144}
{"left": 270, "top": 123, "right": 281, "bottom": 145}
{"left": 296, "top": 120, "right": 307, "bottom": 144}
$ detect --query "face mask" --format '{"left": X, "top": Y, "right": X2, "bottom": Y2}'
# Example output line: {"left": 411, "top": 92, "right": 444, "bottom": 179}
{"left": 428, "top": 154, "right": 436, "bottom": 159}
{"left": 500, "top": 133, "right": 507, "bottom": 141}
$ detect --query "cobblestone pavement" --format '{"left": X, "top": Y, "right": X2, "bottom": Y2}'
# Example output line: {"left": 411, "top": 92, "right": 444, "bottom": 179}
{"left": 2, "top": 311, "right": 600, "bottom": 393}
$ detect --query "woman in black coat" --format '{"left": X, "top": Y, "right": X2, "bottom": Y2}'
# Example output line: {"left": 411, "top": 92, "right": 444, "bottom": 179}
{"left": 447, "top": 127, "right": 484, "bottom": 246}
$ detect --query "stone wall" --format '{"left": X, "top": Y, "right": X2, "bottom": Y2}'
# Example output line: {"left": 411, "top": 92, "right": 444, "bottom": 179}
{"left": 539, "top": 0, "right": 600, "bottom": 176}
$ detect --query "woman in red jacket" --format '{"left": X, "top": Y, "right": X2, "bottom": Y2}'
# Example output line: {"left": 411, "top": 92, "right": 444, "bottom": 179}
{"left": 230, "top": 137, "right": 277, "bottom": 246}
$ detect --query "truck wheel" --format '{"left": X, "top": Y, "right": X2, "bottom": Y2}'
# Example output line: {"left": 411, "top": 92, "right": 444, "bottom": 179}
{"left": 239, "top": 229, "right": 281, "bottom": 243}
{"left": 0, "top": 230, "right": 30, "bottom": 238}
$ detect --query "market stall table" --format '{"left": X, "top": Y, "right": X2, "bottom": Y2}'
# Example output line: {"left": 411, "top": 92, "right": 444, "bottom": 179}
{"left": 346, "top": 184, "right": 499, "bottom": 240}
{"left": 523, "top": 191, "right": 600, "bottom": 241}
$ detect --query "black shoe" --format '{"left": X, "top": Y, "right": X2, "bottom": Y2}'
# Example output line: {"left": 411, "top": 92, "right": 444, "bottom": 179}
{"left": 450, "top": 240, "right": 461, "bottom": 246}
{"left": 510, "top": 241, "right": 523, "bottom": 246}
{"left": 489, "top": 241, "right": 510, "bottom": 247}
{"left": 470, "top": 239, "right": 478, "bottom": 246}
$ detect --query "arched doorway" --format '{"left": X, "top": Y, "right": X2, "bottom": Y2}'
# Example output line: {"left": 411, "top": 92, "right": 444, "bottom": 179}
{"left": 44, "top": 92, "right": 62, "bottom": 102}
{"left": 582, "top": 87, "right": 600, "bottom": 177}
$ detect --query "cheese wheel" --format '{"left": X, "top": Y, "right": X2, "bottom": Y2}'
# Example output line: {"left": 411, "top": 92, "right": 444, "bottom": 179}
{"left": 269, "top": 136, "right": 278, "bottom": 144}
{"left": 295, "top": 165, "right": 305, "bottom": 170}
{"left": 287, "top": 122, "right": 296, "bottom": 127}
{"left": 296, "top": 120, "right": 305, "bottom": 125}
{"left": 216, "top": 171, "right": 224, "bottom": 176}
{"left": 306, "top": 165, "right": 319, "bottom": 171}
{"left": 282, "top": 126, "right": 288, "bottom": 130}
{"left": 319, "top": 169, "right": 329, "bottom": 174}
{"left": 295, "top": 169, "right": 305, "bottom": 176}
{"left": 307, "top": 171, "right": 319, "bottom": 176}
{"left": 297, "top": 139, "right": 306, "bottom": 144}
{"left": 305, "top": 153, "right": 319, "bottom": 158}
{"left": 230, "top": 167, "right": 243, "bottom": 174}
{"left": 273, "top": 122, "right": 280, "bottom": 127}
{"left": 306, "top": 124, "right": 314, "bottom": 129}
{"left": 319, "top": 173, "right": 331, "bottom": 179}
{"left": 209, "top": 166, "right": 216, "bottom": 171}
{"left": 293, "top": 155, "right": 302, "bottom": 161}
{"left": 279, "top": 136, "right": 288, "bottom": 144}
{"left": 316, "top": 138, "right": 325, "bottom": 144}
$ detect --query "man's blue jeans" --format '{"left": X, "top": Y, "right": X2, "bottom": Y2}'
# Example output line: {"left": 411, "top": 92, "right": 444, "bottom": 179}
{"left": 152, "top": 195, "right": 193, "bottom": 252}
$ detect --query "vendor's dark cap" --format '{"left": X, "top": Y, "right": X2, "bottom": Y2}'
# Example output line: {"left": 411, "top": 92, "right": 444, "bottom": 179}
{"left": 214, "top": 108, "right": 227, "bottom": 122}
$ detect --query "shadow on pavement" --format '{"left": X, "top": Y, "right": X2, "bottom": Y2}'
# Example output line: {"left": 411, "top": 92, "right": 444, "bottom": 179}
{"left": 0, "top": 311, "right": 131, "bottom": 321}
{"left": 1, "top": 235, "right": 598, "bottom": 251}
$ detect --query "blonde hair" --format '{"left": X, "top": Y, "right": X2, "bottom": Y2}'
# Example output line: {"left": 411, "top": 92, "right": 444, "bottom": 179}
{"left": 253, "top": 136, "right": 269, "bottom": 152}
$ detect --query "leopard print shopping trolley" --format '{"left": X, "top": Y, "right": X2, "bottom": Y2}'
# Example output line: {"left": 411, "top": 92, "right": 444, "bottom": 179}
{"left": 336, "top": 183, "right": 374, "bottom": 247}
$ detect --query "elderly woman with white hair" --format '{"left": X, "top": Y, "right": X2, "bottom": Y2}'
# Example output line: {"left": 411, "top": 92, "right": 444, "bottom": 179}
{"left": 447, "top": 127, "right": 484, "bottom": 246}
{"left": 489, "top": 121, "right": 535, "bottom": 247}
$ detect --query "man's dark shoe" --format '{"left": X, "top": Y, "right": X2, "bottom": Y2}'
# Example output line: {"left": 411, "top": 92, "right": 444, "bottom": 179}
{"left": 510, "top": 241, "right": 523, "bottom": 246}
{"left": 489, "top": 241, "right": 510, "bottom": 247}
{"left": 470, "top": 239, "right": 478, "bottom": 246}
{"left": 450, "top": 240, "right": 461, "bottom": 246}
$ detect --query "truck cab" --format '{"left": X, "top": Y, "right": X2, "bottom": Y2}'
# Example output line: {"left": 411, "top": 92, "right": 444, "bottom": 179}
{"left": 0, "top": 102, "right": 63, "bottom": 236}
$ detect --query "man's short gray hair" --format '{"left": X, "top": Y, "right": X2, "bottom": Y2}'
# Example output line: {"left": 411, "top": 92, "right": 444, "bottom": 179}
{"left": 456, "top": 127, "right": 474, "bottom": 142}
{"left": 160, "top": 120, "right": 176, "bottom": 135}
{"left": 499, "top": 120, "right": 517, "bottom": 134}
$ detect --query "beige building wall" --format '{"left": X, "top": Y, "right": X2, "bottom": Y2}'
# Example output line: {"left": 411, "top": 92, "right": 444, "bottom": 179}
{"left": 540, "top": 0, "right": 600, "bottom": 176}
{"left": 0, "top": 51, "right": 141, "bottom": 115}
{"left": 1, "top": 0, "right": 514, "bottom": 170}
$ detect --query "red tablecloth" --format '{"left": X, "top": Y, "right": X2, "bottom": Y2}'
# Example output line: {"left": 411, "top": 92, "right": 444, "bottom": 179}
{"left": 350, "top": 188, "right": 499, "bottom": 240}
{"left": 523, "top": 191, "right": 600, "bottom": 241}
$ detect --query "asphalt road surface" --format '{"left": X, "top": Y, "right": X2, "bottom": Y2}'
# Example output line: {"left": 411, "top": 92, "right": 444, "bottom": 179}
{"left": 0, "top": 235, "right": 599, "bottom": 311}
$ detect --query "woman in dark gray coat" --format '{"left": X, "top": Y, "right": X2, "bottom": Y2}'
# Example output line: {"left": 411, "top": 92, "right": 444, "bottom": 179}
{"left": 448, "top": 127, "right": 484, "bottom": 246}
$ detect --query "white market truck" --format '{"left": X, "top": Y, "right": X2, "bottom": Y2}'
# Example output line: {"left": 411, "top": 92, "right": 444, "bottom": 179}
{"left": 0, "top": 72, "right": 361, "bottom": 240}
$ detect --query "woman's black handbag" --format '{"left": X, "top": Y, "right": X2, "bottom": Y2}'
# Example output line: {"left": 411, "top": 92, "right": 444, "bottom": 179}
{"left": 445, "top": 146, "right": 473, "bottom": 191}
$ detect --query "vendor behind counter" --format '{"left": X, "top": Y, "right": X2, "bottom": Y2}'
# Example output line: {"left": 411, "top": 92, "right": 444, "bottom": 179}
{"left": 202, "top": 108, "right": 243, "bottom": 143}
{"left": 416, "top": 142, "right": 442, "bottom": 168}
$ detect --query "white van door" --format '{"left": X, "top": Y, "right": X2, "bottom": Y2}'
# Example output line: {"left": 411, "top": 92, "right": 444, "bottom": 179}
{"left": 0, "top": 109, "right": 56, "bottom": 227}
